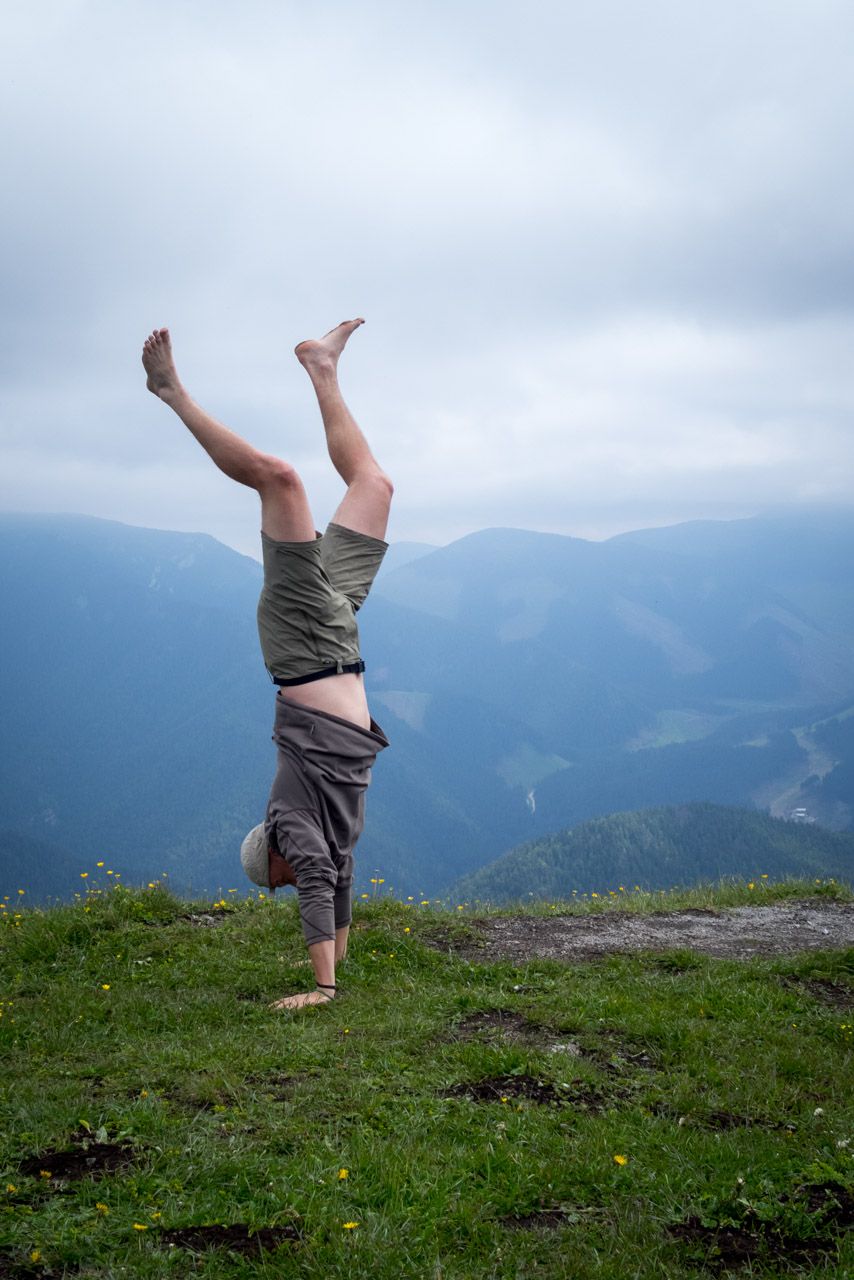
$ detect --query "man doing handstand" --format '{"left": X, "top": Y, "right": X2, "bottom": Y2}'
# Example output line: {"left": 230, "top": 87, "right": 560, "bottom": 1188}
{"left": 141, "top": 319, "right": 392, "bottom": 1010}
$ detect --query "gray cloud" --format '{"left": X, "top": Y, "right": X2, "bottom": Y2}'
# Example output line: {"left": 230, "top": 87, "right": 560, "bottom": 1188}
{"left": 1, "top": 0, "right": 853, "bottom": 556}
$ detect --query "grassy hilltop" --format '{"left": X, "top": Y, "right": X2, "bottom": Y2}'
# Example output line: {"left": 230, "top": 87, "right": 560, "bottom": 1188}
{"left": 1, "top": 876, "right": 854, "bottom": 1278}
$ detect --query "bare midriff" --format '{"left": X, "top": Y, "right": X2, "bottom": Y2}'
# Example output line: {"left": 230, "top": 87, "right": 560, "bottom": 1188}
{"left": 278, "top": 671, "right": 372, "bottom": 731}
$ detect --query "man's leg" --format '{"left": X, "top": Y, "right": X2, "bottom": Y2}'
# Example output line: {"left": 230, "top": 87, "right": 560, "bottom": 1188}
{"left": 270, "top": 322, "right": 391, "bottom": 1007}
{"left": 271, "top": 926, "right": 349, "bottom": 1011}
{"left": 142, "top": 328, "right": 315, "bottom": 543}
{"left": 144, "top": 324, "right": 379, "bottom": 1012}
{"left": 295, "top": 320, "right": 393, "bottom": 540}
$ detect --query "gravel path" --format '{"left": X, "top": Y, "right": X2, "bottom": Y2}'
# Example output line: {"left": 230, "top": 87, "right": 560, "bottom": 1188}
{"left": 476, "top": 900, "right": 854, "bottom": 962}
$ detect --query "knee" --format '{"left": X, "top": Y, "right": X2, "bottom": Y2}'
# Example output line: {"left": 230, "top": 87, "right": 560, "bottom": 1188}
{"left": 257, "top": 455, "right": 303, "bottom": 494}
{"left": 378, "top": 469, "right": 394, "bottom": 502}
{"left": 363, "top": 466, "right": 394, "bottom": 504}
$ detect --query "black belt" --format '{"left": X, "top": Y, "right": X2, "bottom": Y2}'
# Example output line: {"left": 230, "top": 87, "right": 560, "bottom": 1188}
{"left": 273, "top": 659, "right": 366, "bottom": 688}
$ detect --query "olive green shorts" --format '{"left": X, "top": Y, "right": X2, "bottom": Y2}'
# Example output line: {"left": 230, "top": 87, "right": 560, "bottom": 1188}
{"left": 257, "top": 522, "right": 388, "bottom": 683}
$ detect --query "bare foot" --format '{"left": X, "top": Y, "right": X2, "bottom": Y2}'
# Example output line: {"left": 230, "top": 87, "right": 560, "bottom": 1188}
{"left": 271, "top": 990, "right": 333, "bottom": 1011}
{"left": 295, "top": 319, "right": 364, "bottom": 374}
{"left": 142, "top": 328, "right": 182, "bottom": 401}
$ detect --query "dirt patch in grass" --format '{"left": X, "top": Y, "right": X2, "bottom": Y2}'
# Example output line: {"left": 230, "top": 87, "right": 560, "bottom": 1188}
{"left": 671, "top": 1182, "right": 854, "bottom": 1271}
{"left": 181, "top": 910, "right": 230, "bottom": 927}
{"left": 478, "top": 901, "right": 854, "bottom": 962}
{"left": 578, "top": 1029, "right": 658, "bottom": 1073}
{"left": 779, "top": 974, "right": 853, "bottom": 1009}
{"left": 783, "top": 1177, "right": 854, "bottom": 1228}
{"left": 244, "top": 1072, "right": 295, "bottom": 1101}
{"left": 451, "top": 1011, "right": 599, "bottom": 1060}
{"left": 165, "top": 1090, "right": 229, "bottom": 1112}
{"left": 442, "top": 1073, "right": 614, "bottom": 1111}
{"left": 420, "top": 922, "right": 491, "bottom": 958}
{"left": 691, "top": 1109, "right": 778, "bottom": 1131}
{"left": 159, "top": 1222, "right": 301, "bottom": 1256}
{"left": 671, "top": 1218, "right": 825, "bottom": 1271}
{"left": 443, "top": 1073, "right": 570, "bottom": 1106}
{"left": 0, "top": 1257, "right": 42, "bottom": 1280}
{"left": 652, "top": 1103, "right": 793, "bottom": 1132}
{"left": 593, "top": 1046, "right": 657, "bottom": 1074}
{"left": 19, "top": 1139, "right": 136, "bottom": 1182}
{"left": 789, "top": 1181, "right": 854, "bottom": 1226}
{"left": 500, "top": 1207, "right": 576, "bottom": 1229}
{"left": 134, "top": 909, "right": 231, "bottom": 930}
{"left": 449, "top": 1013, "right": 659, "bottom": 1072}
{"left": 451, "top": 1009, "right": 548, "bottom": 1042}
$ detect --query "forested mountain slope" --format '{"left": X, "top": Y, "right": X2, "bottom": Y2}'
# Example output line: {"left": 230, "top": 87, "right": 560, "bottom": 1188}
{"left": 450, "top": 803, "right": 854, "bottom": 903}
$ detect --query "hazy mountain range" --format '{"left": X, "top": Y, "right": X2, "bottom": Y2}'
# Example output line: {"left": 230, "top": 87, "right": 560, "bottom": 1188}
{"left": 1, "top": 509, "right": 852, "bottom": 900}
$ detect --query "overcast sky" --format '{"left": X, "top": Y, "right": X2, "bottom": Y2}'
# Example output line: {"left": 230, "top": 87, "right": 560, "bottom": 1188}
{"left": 2, "top": 0, "right": 853, "bottom": 558}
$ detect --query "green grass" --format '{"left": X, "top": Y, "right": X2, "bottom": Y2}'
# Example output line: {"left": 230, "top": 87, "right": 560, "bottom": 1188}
{"left": 1, "top": 877, "right": 853, "bottom": 1278}
{"left": 449, "top": 871, "right": 852, "bottom": 915}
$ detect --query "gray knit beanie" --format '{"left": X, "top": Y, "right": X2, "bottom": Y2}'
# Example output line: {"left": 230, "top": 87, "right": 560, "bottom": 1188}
{"left": 240, "top": 823, "right": 270, "bottom": 888}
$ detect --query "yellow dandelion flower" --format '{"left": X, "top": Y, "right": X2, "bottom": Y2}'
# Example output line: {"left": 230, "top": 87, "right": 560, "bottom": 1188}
{"left": 133, "top": 1223, "right": 148, "bottom": 1230}
{"left": 39, "top": 1171, "right": 52, "bottom": 1179}
{"left": 96, "top": 1202, "right": 109, "bottom": 1214}
{"left": 749, "top": 883, "right": 754, "bottom": 889}
{"left": 404, "top": 927, "right": 410, "bottom": 932}
{"left": 592, "top": 893, "right": 598, "bottom": 899}
{"left": 6, "top": 1184, "right": 17, "bottom": 1193}
{"left": 613, "top": 1154, "right": 628, "bottom": 1166}
{"left": 151, "top": 1211, "right": 162, "bottom": 1219}
{"left": 342, "top": 1221, "right": 359, "bottom": 1229}
{"left": 102, "top": 984, "right": 110, "bottom": 990}
{"left": 81, "top": 872, "right": 88, "bottom": 878}
{"left": 31, "top": 1252, "right": 41, "bottom": 1264}
{"left": 140, "top": 1090, "right": 148, "bottom": 1097}
{"left": 338, "top": 1168, "right": 348, "bottom": 1179}
{"left": 97, "top": 862, "right": 104, "bottom": 867}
